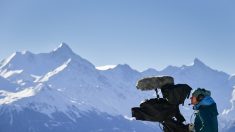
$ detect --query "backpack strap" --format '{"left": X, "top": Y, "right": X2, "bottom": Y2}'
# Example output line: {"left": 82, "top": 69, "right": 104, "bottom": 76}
{"left": 155, "top": 89, "right": 160, "bottom": 99}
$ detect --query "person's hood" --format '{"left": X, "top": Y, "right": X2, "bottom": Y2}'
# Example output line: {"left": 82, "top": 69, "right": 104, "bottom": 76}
{"left": 193, "top": 96, "right": 215, "bottom": 110}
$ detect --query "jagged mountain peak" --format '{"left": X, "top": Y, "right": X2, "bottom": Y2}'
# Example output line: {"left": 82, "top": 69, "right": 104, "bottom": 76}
{"left": 52, "top": 42, "right": 75, "bottom": 55}
{"left": 161, "top": 58, "right": 207, "bottom": 72}
{"left": 192, "top": 58, "right": 207, "bottom": 67}
{"left": 0, "top": 43, "right": 96, "bottom": 84}
{"left": 178, "top": 58, "right": 213, "bottom": 72}
{"left": 112, "top": 64, "right": 141, "bottom": 75}
{"left": 115, "top": 64, "right": 134, "bottom": 71}
{"left": 0, "top": 51, "right": 35, "bottom": 69}
{"left": 188, "top": 58, "right": 229, "bottom": 76}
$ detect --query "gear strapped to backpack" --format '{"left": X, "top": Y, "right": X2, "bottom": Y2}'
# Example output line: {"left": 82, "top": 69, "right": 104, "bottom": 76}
{"left": 132, "top": 98, "right": 185, "bottom": 122}
{"left": 132, "top": 76, "right": 192, "bottom": 132}
{"left": 161, "top": 84, "right": 192, "bottom": 105}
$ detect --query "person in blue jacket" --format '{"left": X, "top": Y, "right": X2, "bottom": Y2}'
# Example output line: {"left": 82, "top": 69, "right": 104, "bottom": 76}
{"left": 190, "top": 88, "right": 219, "bottom": 132}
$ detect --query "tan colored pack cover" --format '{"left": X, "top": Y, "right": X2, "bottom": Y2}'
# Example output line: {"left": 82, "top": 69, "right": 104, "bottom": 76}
{"left": 136, "top": 76, "right": 174, "bottom": 90}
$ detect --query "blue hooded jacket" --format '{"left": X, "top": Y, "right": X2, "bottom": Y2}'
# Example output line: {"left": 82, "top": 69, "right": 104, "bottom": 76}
{"left": 193, "top": 96, "right": 218, "bottom": 132}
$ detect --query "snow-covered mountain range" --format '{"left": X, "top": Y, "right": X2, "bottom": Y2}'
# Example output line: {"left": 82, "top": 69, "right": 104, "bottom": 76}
{"left": 0, "top": 43, "right": 234, "bottom": 132}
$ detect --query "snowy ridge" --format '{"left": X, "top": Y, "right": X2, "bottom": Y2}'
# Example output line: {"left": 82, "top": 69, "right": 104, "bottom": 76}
{"left": 39, "top": 59, "right": 71, "bottom": 82}
{"left": 0, "top": 69, "right": 23, "bottom": 78}
{"left": 0, "top": 87, "right": 39, "bottom": 104}
{"left": 0, "top": 53, "right": 16, "bottom": 69}
{"left": 96, "top": 65, "right": 117, "bottom": 70}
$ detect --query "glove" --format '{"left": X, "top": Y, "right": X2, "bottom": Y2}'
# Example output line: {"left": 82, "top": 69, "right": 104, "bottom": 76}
{"left": 188, "top": 123, "right": 195, "bottom": 132}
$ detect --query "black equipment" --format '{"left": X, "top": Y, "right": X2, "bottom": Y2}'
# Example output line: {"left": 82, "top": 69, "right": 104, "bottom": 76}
{"left": 132, "top": 76, "right": 192, "bottom": 132}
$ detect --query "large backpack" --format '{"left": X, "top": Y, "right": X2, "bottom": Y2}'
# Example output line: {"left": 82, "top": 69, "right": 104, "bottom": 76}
{"left": 161, "top": 84, "right": 192, "bottom": 105}
{"left": 133, "top": 76, "right": 192, "bottom": 132}
{"left": 131, "top": 98, "right": 185, "bottom": 123}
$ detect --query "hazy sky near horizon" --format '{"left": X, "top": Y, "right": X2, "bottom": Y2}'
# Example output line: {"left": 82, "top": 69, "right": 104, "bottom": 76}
{"left": 0, "top": 0, "right": 235, "bottom": 74}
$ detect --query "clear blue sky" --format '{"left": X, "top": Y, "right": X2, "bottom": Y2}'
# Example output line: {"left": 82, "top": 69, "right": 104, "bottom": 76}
{"left": 0, "top": 0, "right": 235, "bottom": 74}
